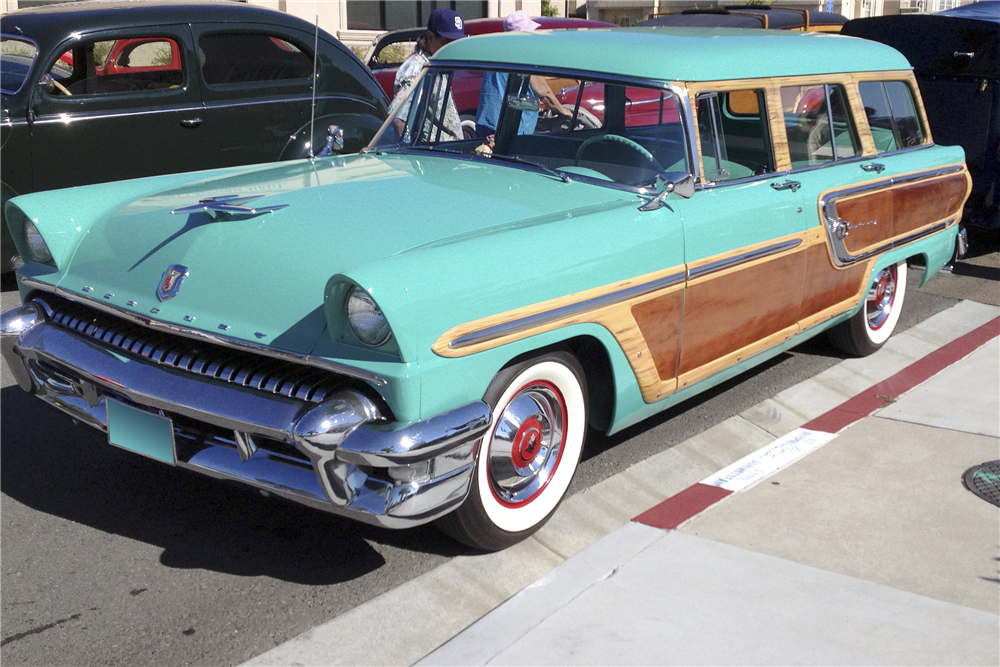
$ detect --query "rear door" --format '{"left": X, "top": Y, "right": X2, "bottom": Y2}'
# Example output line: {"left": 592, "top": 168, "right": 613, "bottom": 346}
{"left": 191, "top": 25, "right": 316, "bottom": 167}
{"left": 676, "top": 85, "right": 809, "bottom": 389}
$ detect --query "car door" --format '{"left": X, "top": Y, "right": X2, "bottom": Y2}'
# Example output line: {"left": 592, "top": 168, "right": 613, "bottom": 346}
{"left": 28, "top": 25, "right": 204, "bottom": 193}
{"left": 676, "top": 86, "right": 810, "bottom": 389}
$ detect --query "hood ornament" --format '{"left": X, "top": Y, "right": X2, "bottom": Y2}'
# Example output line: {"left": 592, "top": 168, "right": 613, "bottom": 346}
{"left": 171, "top": 195, "right": 288, "bottom": 218}
{"left": 157, "top": 264, "right": 189, "bottom": 302}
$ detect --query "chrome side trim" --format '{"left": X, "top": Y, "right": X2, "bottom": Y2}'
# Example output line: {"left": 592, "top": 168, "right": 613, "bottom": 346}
{"left": 687, "top": 239, "right": 802, "bottom": 281}
{"left": 820, "top": 165, "right": 964, "bottom": 267}
{"left": 21, "top": 278, "right": 388, "bottom": 386}
{"left": 448, "top": 270, "right": 686, "bottom": 350}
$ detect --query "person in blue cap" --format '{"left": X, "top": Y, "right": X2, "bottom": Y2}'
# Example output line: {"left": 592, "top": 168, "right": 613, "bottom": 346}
{"left": 389, "top": 8, "right": 465, "bottom": 141}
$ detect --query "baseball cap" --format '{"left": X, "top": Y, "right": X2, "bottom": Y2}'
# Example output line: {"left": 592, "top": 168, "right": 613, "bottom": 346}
{"left": 427, "top": 8, "right": 465, "bottom": 40}
{"left": 504, "top": 10, "right": 541, "bottom": 32}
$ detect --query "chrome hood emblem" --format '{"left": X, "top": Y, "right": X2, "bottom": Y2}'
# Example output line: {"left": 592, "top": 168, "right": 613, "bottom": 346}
{"left": 156, "top": 264, "right": 189, "bottom": 302}
{"left": 170, "top": 195, "right": 288, "bottom": 217}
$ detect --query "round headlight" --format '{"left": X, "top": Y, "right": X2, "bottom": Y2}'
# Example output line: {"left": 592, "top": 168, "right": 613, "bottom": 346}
{"left": 24, "top": 219, "right": 52, "bottom": 263}
{"left": 345, "top": 286, "right": 391, "bottom": 347}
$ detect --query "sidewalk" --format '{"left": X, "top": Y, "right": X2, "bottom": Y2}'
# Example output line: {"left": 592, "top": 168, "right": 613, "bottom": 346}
{"left": 246, "top": 301, "right": 1000, "bottom": 667}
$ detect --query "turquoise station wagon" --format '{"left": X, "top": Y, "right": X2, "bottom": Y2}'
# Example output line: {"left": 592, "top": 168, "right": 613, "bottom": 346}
{"left": 1, "top": 29, "right": 970, "bottom": 550}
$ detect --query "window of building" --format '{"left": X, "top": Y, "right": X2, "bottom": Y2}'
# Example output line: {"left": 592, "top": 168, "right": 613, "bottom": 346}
{"left": 346, "top": 1, "right": 488, "bottom": 31}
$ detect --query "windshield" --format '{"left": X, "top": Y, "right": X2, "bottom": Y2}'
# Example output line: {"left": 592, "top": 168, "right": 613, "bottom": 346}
{"left": 370, "top": 66, "right": 690, "bottom": 190}
{"left": 1, "top": 36, "right": 38, "bottom": 94}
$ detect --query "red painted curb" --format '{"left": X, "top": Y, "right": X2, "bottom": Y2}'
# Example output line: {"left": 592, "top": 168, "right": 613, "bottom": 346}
{"left": 804, "top": 316, "right": 1000, "bottom": 434}
{"left": 632, "top": 315, "right": 1000, "bottom": 530}
{"left": 633, "top": 483, "right": 732, "bottom": 530}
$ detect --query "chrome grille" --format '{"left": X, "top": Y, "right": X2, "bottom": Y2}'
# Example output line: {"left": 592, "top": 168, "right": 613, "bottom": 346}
{"left": 40, "top": 295, "right": 347, "bottom": 404}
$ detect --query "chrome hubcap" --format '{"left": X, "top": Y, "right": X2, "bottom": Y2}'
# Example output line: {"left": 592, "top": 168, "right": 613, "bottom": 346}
{"left": 866, "top": 265, "right": 897, "bottom": 330}
{"left": 487, "top": 382, "right": 566, "bottom": 507}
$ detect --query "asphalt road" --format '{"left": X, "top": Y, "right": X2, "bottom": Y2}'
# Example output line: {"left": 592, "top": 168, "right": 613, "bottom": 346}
{"left": 1, "top": 238, "right": 997, "bottom": 667}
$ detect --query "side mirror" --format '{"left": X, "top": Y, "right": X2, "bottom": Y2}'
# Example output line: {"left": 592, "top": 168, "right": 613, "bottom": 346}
{"left": 38, "top": 74, "right": 56, "bottom": 95}
{"left": 638, "top": 174, "right": 695, "bottom": 211}
{"left": 316, "top": 125, "right": 344, "bottom": 157}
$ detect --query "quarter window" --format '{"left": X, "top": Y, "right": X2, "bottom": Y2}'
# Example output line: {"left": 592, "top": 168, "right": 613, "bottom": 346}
{"left": 858, "top": 80, "right": 925, "bottom": 152}
{"left": 199, "top": 33, "right": 312, "bottom": 85}
{"left": 696, "top": 89, "right": 774, "bottom": 182}
{"left": 781, "top": 84, "right": 860, "bottom": 166}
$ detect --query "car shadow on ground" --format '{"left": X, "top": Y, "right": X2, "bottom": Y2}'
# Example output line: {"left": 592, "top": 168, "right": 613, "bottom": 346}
{"left": 0, "top": 386, "right": 469, "bottom": 585}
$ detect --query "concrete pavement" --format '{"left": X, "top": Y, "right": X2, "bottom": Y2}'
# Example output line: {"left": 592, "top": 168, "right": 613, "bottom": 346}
{"left": 246, "top": 300, "right": 1000, "bottom": 667}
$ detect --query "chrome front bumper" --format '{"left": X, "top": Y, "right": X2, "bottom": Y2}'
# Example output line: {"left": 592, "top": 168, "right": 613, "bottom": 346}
{"left": 1, "top": 300, "right": 491, "bottom": 528}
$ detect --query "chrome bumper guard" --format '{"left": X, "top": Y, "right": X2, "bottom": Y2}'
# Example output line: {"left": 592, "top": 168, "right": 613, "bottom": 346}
{"left": 1, "top": 301, "right": 491, "bottom": 528}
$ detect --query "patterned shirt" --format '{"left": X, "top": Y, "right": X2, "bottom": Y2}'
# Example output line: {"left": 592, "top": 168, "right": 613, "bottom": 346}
{"left": 389, "top": 49, "right": 462, "bottom": 142}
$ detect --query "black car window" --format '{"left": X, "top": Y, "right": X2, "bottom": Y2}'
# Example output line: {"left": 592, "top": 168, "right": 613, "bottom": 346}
{"left": 695, "top": 88, "right": 773, "bottom": 182}
{"left": 1, "top": 36, "right": 38, "bottom": 94}
{"left": 859, "top": 80, "right": 926, "bottom": 152}
{"left": 199, "top": 33, "right": 312, "bottom": 85}
{"left": 781, "top": 84, "right": 861, "bottom": 167}
{"left": 45, "top": 37, "right": 184, "bottom": 97}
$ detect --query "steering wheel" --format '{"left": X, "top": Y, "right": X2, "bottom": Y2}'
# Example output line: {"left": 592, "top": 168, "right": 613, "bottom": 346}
{"left": 52, "top": 78, "right": 72, "bottom": 96}
{"left": 575, "top": 134, "right": 664, "bottom": 173}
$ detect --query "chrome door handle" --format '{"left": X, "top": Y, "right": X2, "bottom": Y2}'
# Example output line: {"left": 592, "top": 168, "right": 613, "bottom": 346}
{"left": 861, "top": 163, "right": 886, "bottom": 174}
{"left": 181, "top": 118, "right": 202, "bottom": 128}
{"left": 770, "top": 179, "right": 801, "bottom": 192}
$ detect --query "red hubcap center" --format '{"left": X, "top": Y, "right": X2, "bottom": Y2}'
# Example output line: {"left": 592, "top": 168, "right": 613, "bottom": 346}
{"left": 875, "top": 277, "right": 888, "bottom": 302}
{"left": 512, "top": 417, "right": 544, "bottom": 468}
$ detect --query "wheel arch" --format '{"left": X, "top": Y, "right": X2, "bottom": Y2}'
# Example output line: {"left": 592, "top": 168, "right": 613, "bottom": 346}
{"left": 495, "top": 334, "right": 616, "bottom": 434}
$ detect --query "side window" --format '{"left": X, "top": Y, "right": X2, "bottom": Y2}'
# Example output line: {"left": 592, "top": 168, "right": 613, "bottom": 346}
{"left": 781, "top": 84, "right": 860, "bottom": 167}
{"left": 199, "top": 33, "right": 312, "bottom": 85}
{"left": 696, "top": 88, "right": 773, "bottom": 182}
{"left": 46, "top": 37, "right": 184, "bottom": 96}
{"left": 859, "top": 80, "right": 925, "bottom": 152}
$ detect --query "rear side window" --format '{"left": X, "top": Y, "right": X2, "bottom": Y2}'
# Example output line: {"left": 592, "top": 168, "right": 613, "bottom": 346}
{"left": 858, "top": 80, "right": 925, "bottom": 152}
{"left": 696, "top": 88, "right": 773, "bottom": 182}
{"left": 200, "top": 33, "right": 312, "bottom": 85}
{"left": 781, "top": 84, "right": 860, "bottom": 167}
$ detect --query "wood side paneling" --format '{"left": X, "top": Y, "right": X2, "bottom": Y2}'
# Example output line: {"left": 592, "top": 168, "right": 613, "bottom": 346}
{"left": 631, "top": 291, "right": 684, "bottom": 382}
{"left": 838, "top": 189, "right": 894, "bottom": 255}
{"left": 893, "top": 173, "right": 968, "bottom": 236}
{"left": 679, "top": 250, "right": 805, "bottom": 374}
{"left": 800, "top": 243, "right": 869, "bottom": 315}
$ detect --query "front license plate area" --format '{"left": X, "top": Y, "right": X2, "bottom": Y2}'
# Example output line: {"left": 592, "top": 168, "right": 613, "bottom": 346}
{"left": 106, "top": 399, "right": 176, "bottom": 465}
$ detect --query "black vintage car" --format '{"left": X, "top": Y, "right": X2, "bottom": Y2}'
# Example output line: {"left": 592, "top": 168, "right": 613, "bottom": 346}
{"left": 842, "top": 6, "right": 1000, "bottom": 234}
{"left": 1, "top": 0, "right": 389, "bottom": 272}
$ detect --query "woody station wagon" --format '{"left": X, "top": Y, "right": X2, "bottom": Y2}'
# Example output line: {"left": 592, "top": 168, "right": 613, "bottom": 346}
{"left": 1, "top": 29, "right": 970, "bottom": 551}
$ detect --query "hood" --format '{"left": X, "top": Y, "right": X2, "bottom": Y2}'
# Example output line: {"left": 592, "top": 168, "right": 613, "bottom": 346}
{"left": 48, "top": 153, "right": 630, "bottom": 355}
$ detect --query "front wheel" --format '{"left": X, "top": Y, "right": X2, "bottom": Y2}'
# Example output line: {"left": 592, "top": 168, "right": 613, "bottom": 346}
{"left": 437, "top": 351, "right": 588, "bottom": 551}
{"left": 828, "top": 260, "right": 907, "bottom": 356}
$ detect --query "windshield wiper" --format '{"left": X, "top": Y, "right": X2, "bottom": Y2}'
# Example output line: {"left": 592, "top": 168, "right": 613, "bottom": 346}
{"left": 484, "top": 153, "right": 570, "bottom": 183}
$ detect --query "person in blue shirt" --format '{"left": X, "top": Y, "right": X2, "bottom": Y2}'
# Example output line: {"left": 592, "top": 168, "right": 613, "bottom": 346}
{"left": 474, "top": 11, "right": 572, "bottom": 139}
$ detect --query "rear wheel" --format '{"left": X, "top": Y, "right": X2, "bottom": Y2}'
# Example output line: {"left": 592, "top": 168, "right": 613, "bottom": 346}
{"left": 437, "top": 351, "right": 587, "bottom": 551}
{"left": 828, "top": 260, "right": 907, "bottom": 356}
